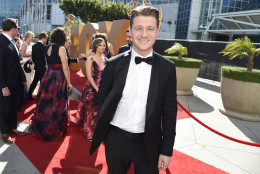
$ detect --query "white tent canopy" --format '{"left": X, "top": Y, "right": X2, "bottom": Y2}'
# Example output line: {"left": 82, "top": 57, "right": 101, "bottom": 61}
{"left": 207, "top": 10, "right": 260, "bottom": 34}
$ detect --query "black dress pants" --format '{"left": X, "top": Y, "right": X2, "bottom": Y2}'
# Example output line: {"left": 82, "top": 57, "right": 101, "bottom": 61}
{"left": 104, "top": 125, "right": 159, "bottom": 174}
{"left": 0, "top": 85, "right": 20, "bottom": 134}
{"left": 28, "top": 70, "right": 45, "bottom": 97}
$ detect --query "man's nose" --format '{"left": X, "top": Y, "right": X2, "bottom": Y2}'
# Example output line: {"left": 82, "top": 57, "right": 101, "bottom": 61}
{"left": 141, "top": 29, "right": 148, "bottom": 37}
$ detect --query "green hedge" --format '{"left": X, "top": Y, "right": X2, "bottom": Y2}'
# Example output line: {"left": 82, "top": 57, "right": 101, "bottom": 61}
{"left": 221, "top": 66, "right": 260, "bottom": 83}
{"left": 165, "top": 56, "right": 202, "bottom": 68}
{"left": 34, "top": 33, "right": 40, "bottom": 39}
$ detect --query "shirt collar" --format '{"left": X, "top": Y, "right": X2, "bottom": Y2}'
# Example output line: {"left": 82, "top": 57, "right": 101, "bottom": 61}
{"left": 2, "top": 32, "right": 13, "bottom": 42}
{"left": 38, "top": 40, "right": 44, "bottom": 44}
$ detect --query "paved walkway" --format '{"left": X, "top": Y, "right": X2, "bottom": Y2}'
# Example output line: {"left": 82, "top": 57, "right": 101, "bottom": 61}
{"left": 177, "top": 78, "right": 260, "bottom": 174}
{"left": 0, "top": 77, "right": 260, "bottom": 174}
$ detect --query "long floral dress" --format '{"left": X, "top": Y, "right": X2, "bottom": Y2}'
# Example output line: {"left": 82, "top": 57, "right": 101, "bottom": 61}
{"left": 75, "top": 58, "right": 104, "bottom": 140}
{"left": 29, "top": 44, "right": 69, "bottom": 141}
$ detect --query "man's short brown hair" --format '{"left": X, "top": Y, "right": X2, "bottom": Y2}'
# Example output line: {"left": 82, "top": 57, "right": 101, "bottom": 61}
{"left": 39, "top": 31, "right": 48, "bottom": 40}
{"left": 130, "top": 6, "right": 160, "bottom": 29}
{"left": 2, "top": 18, "right": 20, "bottom": 31}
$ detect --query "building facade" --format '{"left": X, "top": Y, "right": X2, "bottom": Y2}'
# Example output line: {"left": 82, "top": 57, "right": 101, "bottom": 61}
{"left": 181, "top": 0, "right": 260, "bottom": 41}
{"left": 152, "top": 0, "right": 179, "bottom": 39}
{"left": 117, "top": 0, "right": 179, "bottom": 39}
{"left": 18, "top": 0, "right": 260, "bottom": 41}
{"left": 19, "top": 0, "right": 65, "bottom": 34}
{"left": 0, "top": 0, "right": 25, "bottom": 27}
{"left": 122, "top": 0, "right": 259, "bottom": 41}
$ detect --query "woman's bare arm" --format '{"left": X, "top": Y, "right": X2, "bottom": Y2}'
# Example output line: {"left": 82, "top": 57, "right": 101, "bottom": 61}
{"left": 20, "top": 43, "right": 31, "bottom": 57}
{"left": 59, "top": 46, "right": 72, "bottom": 91}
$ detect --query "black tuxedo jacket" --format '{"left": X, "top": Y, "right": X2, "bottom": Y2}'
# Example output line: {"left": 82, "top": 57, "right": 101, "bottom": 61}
{"left": 117, "top": 44, "right": 132, "bottom": 55}
{"left": 0, "top": 34, "right": 26, "bottom": 89}
{"left": 32, "top": 41, "right": 46, "bottom": 72}
{"left": 65, "top": 47, "right": 78, "bottom": 66}
{"left": 90, "top": 50, "right": 177, "bottom": 165}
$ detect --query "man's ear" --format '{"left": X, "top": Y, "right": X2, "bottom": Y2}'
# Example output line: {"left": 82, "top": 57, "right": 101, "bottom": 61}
{"left": 156, "top": 27, "right": 160, "bottom": 37}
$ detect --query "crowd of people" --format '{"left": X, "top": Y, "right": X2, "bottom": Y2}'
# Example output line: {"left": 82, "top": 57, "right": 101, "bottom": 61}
{"left": 0, "top": 18, "right": 131, "bottom": 142}
{"left": 0, "top": 5, "right": 177, "bottom": 173}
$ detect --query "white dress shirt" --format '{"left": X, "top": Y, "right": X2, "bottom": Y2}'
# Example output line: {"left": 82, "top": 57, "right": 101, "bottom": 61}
{"left": 110, "top": 48, "right": 153, "bottom": 133}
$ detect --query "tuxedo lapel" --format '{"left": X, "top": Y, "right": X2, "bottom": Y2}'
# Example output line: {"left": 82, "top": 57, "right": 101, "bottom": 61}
{"left": 113, "top": 51, "right": 131, "bottom": 95}
{"left": 3, "top": 35, "right": 19, "bottom": 56}
{"left": 146, "top": 52, "right": 160, "bottom": 121}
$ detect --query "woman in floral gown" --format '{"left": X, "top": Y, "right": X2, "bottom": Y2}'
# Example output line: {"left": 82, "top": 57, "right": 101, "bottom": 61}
{"left": 29, "top": 28, "right": 72, "bottom": 141}
{"left": 75, "top": 38, "right": 107, "bottom": 141}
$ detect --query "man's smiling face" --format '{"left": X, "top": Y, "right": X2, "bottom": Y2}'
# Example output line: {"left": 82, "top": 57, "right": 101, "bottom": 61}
{"left": 129, "top": 15, "right": 159, "bottom": 57}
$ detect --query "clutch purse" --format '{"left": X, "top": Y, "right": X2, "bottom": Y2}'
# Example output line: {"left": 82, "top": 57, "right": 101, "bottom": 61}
{"left": 68, "top": 85, "right": 82, "bottom": 102}
{"left": 23, "top": 59, "right": 33, "bottom": 73}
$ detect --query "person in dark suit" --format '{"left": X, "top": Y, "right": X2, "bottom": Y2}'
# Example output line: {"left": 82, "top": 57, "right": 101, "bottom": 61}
{"left": 27, "top": 32, "right": 48, "bottom": 100}
{"left": 117, "top": 29, "right": 132, "bottom": 55}
{"left": 0, "top": 18, "right": 27, "bottom": 144}
{"left": 90, "top": 6, "right": 177, "bottom": 173}
{"left": 65, "top": 37, "right": 85, "bottom": 65}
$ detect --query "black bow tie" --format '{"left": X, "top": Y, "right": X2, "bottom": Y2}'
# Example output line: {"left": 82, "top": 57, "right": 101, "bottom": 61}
{"left": 135, "top": 56, "right": 153, "bottom": 65}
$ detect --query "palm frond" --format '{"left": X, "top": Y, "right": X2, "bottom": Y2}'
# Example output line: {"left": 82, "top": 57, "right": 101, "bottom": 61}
{"left": 165, "top": 42, "right": 188, "bottom": 59}
{"left": 254, "top": 48, "right": 260, "bottom": 57}
{"left": 219, "top": 36, "right": 259, "bottom": 72}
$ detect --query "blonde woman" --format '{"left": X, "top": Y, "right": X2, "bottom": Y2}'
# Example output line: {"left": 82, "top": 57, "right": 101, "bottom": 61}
{"left": 20, "top": 31, "right": 35, "bottom": 91}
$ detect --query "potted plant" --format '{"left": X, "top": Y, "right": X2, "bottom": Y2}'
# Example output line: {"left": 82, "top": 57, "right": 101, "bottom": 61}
{"left": 219, "top": 36, "right": 260, "bottom": 121}
{"left": 165, "top": 42, "right": 202, "bottom": 95}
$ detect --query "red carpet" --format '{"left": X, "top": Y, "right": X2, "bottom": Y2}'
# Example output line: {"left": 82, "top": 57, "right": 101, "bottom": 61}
{"left": 15, "top": 70, "right": 226, "bottom": 174}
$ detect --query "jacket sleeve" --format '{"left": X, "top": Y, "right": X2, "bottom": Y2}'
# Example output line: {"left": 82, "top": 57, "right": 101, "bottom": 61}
{"left": 19, "top": 64, "right": 26, "bottom": 83}
{"left": 41, "top": 44, "right": 46, "bottom": 65}
{"left": 117, "top": 47, "right": 123, "bottom": 55}
{"left": 66, "top": 47, "right": 78, "bottom": 64}
{"left": 160, "top": 63, "right": 177, "bottom": 156}
{"left": 31, "top": 44, "right": 36, "bottom": 63}
{"left": 0, "top": 43, "right": 7, "bottom": 89}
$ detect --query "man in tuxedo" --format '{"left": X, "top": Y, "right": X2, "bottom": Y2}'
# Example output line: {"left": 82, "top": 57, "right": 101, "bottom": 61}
{"left": 90, "top": 6, "right": 177, "bottom": 173}
{"left": 117, "top": 29, "right": 132, "bottom": 55}
{"left": 0, "top": 18, "right": 27, "bottom": 144}
{"left": 65, "top": 37, "right": 85, "bottom": 65}
{"left": 27, "top": 32, "right": 48, "bottom": 100}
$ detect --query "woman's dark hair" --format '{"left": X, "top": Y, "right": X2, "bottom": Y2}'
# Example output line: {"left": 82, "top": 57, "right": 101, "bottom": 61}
{"left": 92, "top": 38, "right": 105, "bottom": 53}
{"left": 94, "top": 33, "right": 108, "bottom": 52}
{"left": 50, "top": 27, "right": 66, "bottom": 45}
